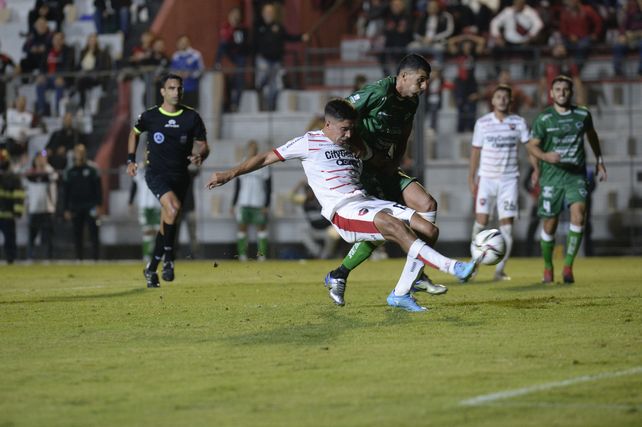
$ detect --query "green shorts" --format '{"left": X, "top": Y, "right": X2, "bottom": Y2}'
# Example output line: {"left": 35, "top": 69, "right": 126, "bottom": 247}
{"left": 237, "top": 206, "right": 268, "bottom": 226}
{"left": 538, "top": 170, "right": 588, "bottom": 218}
{"left": 360, "top": 167, "right": 417, "bottom": 203}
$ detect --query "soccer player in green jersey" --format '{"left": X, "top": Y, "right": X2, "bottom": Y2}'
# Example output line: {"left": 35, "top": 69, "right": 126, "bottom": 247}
{"left": 526, "top": 75, "right": 607, "bottom": 284}
{"left": 324, "top": 53, "right": 447, "bottom": 306}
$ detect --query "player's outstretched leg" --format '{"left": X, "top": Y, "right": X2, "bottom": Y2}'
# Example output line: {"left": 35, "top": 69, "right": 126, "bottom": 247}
{"left": 387, "top": 256, "right": 427, "bottom": 312}
{"left": 323, "top": 241, "right": 380, "bottom": 305}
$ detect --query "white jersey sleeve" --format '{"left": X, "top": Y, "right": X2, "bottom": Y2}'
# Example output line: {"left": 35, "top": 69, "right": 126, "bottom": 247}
{"left": 274, "top": 134, "right": 309, "bottom": 161}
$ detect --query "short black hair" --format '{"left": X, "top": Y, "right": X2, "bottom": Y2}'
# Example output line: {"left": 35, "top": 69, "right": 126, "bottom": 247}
{"left": 160, "top": 73, "right": 183, "bottom": 88}
{"left": 397, "top": 53, "right": 431, "bottom": 76}
{"left": 493, "top": 84, "right": 512, "bottom": 99}
{"left": 324, "top": 98, "right": 357, "bottom": 121}
{"left": 551, "top": 75, "right": 573, "bottom": 90}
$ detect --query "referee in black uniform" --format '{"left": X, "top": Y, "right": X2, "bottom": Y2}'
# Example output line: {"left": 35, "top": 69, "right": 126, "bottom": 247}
{"left": 126, "top": 73, "right": 209, "bottom": 287}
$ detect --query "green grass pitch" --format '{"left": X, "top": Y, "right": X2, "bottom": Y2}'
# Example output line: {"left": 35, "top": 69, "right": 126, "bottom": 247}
{"left": 1, "top": 257, "right": 641, "bottom": 427}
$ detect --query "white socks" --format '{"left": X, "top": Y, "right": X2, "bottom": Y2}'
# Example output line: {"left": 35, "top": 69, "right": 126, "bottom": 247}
{"left": 394, "top": 256, "right": 424, "bottom": 296}
{"left": 495, "top": 223, "right": 513, "bottom": 273}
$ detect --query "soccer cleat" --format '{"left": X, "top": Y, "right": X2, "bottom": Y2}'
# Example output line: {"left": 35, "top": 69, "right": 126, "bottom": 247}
{"left": 143, "top": 268, "right": 160, "bottom": 288}
{"left": 386, "top": 291, "right": 427, "bottom": 312}
{"left": 562, "top": 265, "right": 574, "bottom": 284}
{"left": 542, "top": 268, "right": 554, "bottom": 284}
{"left": 454, "top": 260, "right": 478, "bottom": 283}
{"left": 493, "top": 271, "right": 512, "bottom": 281}
{"left": 162, "top": 261, "right": 175, "bottom": 282}
{"left": 411, "top": 273, "right": 448, "bottom": 295}
{"left": 324, "top": 273, "right": 346, "bottom": 306}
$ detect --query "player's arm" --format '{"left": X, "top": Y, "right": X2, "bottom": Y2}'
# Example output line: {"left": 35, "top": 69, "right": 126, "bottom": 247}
{"left": 526, "top": 137, "right": 560, "bottom": 164}
{"left": 468, "top": 146, "right": 481, "bottom": 195}
{"left": 189, "top": 139, "right": 209, "bottom": 166}
{"left": 586, "top": 127, "right": 607, "bottom": 182}
{"left": 126, "top": 129, "right": 140, "bottom": 177}
{"left": 206, "top": 150, "right": 280, "bottom": 189}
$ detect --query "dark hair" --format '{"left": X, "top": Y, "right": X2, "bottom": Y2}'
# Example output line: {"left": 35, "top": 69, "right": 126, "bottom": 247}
{"left": 493, "top": 84, "right": 512, "bottom": 99}
{"left": 551, "top": 75, "right": 573, "bottom": 90}
{"left": 324, "top": 98, "right": 357, "bottom": 121}
{"left": 160, "top": 73, "right": 183, "bottom": 88}
{"left": 397, "top": 53, "right": 431, "bottom": 76}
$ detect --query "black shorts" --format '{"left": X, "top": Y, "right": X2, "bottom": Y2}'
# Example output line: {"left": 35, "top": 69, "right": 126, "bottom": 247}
{"left": 145, "top": 172, "right": 190, "bottom": 203}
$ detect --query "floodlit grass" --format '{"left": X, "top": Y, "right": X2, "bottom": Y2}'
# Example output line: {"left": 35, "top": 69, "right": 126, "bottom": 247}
{"left": 1, "top": 257, "right": 641, "bottom": 427}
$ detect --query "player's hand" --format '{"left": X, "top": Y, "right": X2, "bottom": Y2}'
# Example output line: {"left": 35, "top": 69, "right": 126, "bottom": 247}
{"left": 188, "top": 154, "right": 203, "bottom": 166}
{"left": 127, "top": 162, "right": 138, "bottom": 177}
{"left": 596, "top": 163, "right": 607, "bottom": 182}
{"left": 206, "top": 171, "right": 233, "bottom": 189}
{"left": 543, "top": 152, "right": 561, "bottom": 164}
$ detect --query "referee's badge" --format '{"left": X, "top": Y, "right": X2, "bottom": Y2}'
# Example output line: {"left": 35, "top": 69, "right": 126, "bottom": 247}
{"left": 153, "top": 132, "right": 165, "bottom": 144}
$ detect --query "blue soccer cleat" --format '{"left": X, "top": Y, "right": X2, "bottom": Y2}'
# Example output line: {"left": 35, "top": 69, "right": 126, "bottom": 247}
{"left": 386, "top": 291, "right": 428, "bottom": 312}
{"left": 324, "top": 273, "right": 346, "bottom": 306}
{"left": 454, "top": 260, "right": 478, "bottom": 283}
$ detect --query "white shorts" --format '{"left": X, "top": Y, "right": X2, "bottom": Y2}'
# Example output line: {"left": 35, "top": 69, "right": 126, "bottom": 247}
{"left": 331, "top": 196, "right": 416, "bottom": 243}
{"left": 475, "top": 176, "right": 519, "bottom": 219}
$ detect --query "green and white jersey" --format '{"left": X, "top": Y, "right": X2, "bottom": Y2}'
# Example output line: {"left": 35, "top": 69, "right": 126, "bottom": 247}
{"left": 530, "top": 105, "right": 594, "bottom": 176}
{"left": 347, "top": 76, "right": 417, "bottom": 158}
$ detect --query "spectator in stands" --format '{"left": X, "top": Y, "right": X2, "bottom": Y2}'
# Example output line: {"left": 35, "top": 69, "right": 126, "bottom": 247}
{"left": 613, "top": 0, "right": 642, "bottom": 76}
{"left": 290, "top": 180, "right": 341, "bottom": 259}
{"left": 489, "top": 0, "right": 544, "bottom": 75}
{"left": 28, "top": 0, "right": 67, "bottom": 33}
{"left": 380, "top": 0, "right": 414, "bottom": 75}
{"left": 24, "top": 150, "right": 58, "bottom": 260}
{"left": 170, "top": 35, "right": 205, "bottom": 109}
{"left": 63, "top": 143, "right": 101, "bottom": 261}
{"left": 408, "top": 0, "right": 455, "bottom": 66}
{"left": 35, "top": 31, "right": 75, "bottom": 116}
{"left": 0, "top": 40, "right": 19, "bottom": 112}
{"left": 128, "top": 30, "right": 155, "bottom": 68}
{"left": 76, "top": 33, "right": 112, "bottom": 113}
{"left": 94, "top": 0, "right": 131, "bottom": 34}
{"left": 45, "top": 111, "right": 87, "bottom": 171}
{"left": 446, "top": 0, "right": 477, "bottom": 35}
{"left": 232, "top": 140, "right": 272, "bottom": 261}
{"left": 425, "top": 67, "right": 453, "bottom": 132}
{"left": 253, "top": 2, "right": 309, "bottom": 111}
{"left": 482, "top": 69, "right": 534, "bottom": 114}
{"left": 20, "top": 17, "right": 52, "bottom": 75}
{"left": 215, "top": 6, "right": 250, "bottom": 112}
{"left": 559, "top": 0, "right": 603, "bottom": 72}
{"left": 0, "top": 148, "right": 24, "bottom": 264}
{"left": 460, "top": 0, "right": 497, "bottom": 35}
{"left": 4, "top": 96, "right": 44, "bottom": 166}
{"left": 449, "top": 35, "right": 483, "bottom": 132}
{"left": 144, "top": 38, "right": 170, "bottom": 105}
{"left": 356, "top": 0, "right": 388, "bottom": 38}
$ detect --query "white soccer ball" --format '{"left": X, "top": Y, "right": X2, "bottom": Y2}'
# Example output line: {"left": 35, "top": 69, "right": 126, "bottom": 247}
{"left": 470, "top": 229, "right": 506, "bottom": 265}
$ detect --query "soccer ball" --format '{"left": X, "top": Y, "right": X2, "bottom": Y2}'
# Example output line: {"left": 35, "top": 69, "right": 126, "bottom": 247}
{"left": 470, "top": 229, "right": 506, "bottom": 265}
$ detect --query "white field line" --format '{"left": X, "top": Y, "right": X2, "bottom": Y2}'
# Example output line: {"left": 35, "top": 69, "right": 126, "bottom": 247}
{"left": 460, "top": 366, "right": 642, "bottom": 407}
{"left": 482, "top": 401, "right": 642, "bottom": 411}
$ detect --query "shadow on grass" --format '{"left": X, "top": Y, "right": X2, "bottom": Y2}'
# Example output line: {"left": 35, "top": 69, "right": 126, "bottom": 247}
{"left": 225, "top": 304, "right": 414, "bottom": 346}
{"left": 502, "top": 282, "right": 571, "bottom": 292}
{"left": 0, "top": 287, "right": 148, "bottom": 305}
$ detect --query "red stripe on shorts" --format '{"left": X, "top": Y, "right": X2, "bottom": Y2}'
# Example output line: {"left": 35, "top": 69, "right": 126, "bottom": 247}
{"left": 332, "top": 212, "right": 379, "bottom": 234}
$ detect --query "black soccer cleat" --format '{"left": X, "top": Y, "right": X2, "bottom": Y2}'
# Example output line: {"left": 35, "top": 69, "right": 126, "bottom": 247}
{"left": 162, "top": 261, "right": 175, "bottom": 282}
{"left": 144, "top": 268, "right": 160, "bottom": 288}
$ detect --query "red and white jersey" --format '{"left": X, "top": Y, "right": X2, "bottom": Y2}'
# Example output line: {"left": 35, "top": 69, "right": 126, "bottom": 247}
{"left": 472, "top": 112, "right": 529, "bottom": 178}
{"left": 274, "top": 130, "right": 367, "bottom": 220}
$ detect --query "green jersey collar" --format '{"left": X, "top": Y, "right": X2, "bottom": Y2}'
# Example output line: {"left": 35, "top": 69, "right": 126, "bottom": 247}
{"left": 159, "top": 106, "right": 184, "bottom": 117}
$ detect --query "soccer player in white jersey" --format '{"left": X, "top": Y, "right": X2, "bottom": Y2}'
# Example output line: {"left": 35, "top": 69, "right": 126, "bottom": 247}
{"left": 467, "top": 84, "right": 530, "bottom": 281}
{"left": 207, "top": 99, "right": 477, "bottom": 312}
